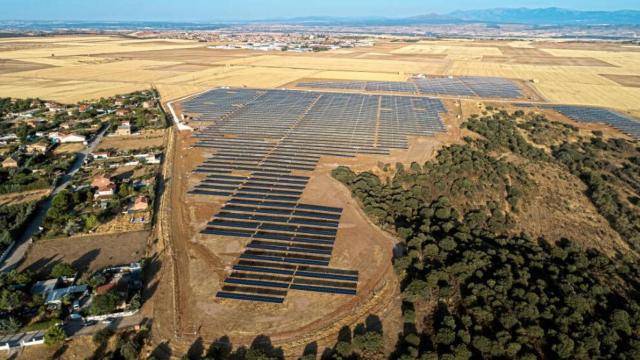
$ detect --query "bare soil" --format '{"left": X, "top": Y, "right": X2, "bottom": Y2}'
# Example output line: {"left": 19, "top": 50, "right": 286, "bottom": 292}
{"left": 482, "top": 55, "right": 615, "bottom": 67}
{"left": 18, "top": 230, "right": 149, "bottom": 275}
{"left": 0, "top": 189, "right": 49, "bottom": 207}
{"left": 0, "top": 58, "right": 53, "bottom": 74}
{"left": 98, "top": 129, "right": 166, "bottom": 151}
{"left": 600, "top": 74, "right": 640, "bottom": 88}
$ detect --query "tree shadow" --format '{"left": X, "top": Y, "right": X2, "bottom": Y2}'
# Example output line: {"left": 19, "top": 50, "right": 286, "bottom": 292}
{"left": 149, "top": 341, "right": 172, "bottom": 359}
{"left": 21, "top": 255, "right": 58, "bottom": 277}
{"left": 205, "top": 335, "right": 232, "bottom": 359}
{"left": 187, "top": 336, "right": 205, "bottom": 359}
{"left": 71, "top": 248, "right": 101, "bottom": 275}
{"left": 51, "top": 343, "right": 68, "bottom": 359}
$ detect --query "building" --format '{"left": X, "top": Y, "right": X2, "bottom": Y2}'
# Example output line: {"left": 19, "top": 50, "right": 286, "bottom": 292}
{"left": 142, "top": 100, "right": 155, "bottom": 109}
{"left": 45, "top": 285, "right": 88, "bottom": 306}
{"left": 30, "top": 278, "right": 61, "bottom": 297}
{"left": 92, "top": 151, "right": 111, "bottom": 160}
{"left": 26, "top": 142, "right": 49, "bottom": 155}
{"left": 129, "top": 195, "right": 149, "bottom": 213}
{"left": 115, "top": 121, "right": 132, "bottom": 136}
{"left": 2, "top": 157, "right": 18, "bottom": 169}
{"left": 92, "top": 174, "right": 116, "bottom": 200}
{"left": 48, "top": 132, "right": 86, "bottom": 144}
{"left": 78, "top": 104, "right": 91, "bottom": 113}
{"left": 116, "top": 108, "right": 130, "bottom": 117}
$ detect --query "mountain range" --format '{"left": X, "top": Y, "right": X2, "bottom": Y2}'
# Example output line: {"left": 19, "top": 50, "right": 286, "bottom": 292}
{"left": 256, "top": 7, "right": 640, "bottom": 26}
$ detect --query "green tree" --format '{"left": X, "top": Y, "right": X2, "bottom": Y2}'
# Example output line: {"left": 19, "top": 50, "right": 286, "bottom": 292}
{"left": 50, "top": 262, "right": 76, "bottom": 278}
{"left": 44, "top": 324, "right": 66, "bottom": 346}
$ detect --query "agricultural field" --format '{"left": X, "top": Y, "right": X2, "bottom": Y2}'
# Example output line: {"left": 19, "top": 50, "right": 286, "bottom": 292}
{"left": 0, "top": 36, "right": 638, "bottom": 117}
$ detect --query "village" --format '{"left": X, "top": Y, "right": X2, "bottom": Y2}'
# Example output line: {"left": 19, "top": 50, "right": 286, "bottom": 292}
{"left": 0, "top": 261, "right": 144, "bottom": 351}
{"left": 0, "top": 88, "right": 166, "bottom": 353}
{"left": 0, "top": 90, "right": 166, "bottom": 250}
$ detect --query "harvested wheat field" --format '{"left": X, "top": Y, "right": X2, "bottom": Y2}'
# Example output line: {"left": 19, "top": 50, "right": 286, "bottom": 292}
{"left": 0, "top": 36, "right": 637, "bottom": 115}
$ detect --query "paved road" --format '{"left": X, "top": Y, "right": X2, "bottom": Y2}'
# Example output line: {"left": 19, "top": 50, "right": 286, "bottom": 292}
{"left": 1, "top": 125, "right": 110, "bottom": 272}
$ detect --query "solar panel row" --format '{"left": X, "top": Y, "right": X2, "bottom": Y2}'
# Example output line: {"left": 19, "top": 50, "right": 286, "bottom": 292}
{"left": 296, "top": 76, "right": 523, "bottom": 99}
{"left": 183, "top": 88, "right": 448, "bottom": 303}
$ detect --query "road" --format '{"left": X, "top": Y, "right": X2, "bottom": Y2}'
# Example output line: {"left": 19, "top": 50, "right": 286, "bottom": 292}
{"left": 63, "top": 313, "right": 144, "bottom": 338}
{"left": 0, "top": 125, "right": 111, "bottom": 272}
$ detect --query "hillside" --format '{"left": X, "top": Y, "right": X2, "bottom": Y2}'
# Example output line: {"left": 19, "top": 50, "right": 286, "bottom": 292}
{"left": 332, "top": 108, "right": 640, "bottom": 359}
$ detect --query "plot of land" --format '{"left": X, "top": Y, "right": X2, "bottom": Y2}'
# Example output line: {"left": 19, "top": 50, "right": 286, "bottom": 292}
{"left": 98, "top": 130, "right": 166, "bottom": 151}
{"left": 53, "top": 143, "right": 85, "bottom": 154}
{"left": 601, "top": 74, "right": 640, "bottom": 88}
{"left": 0, "top": 58, "right": 53, "bottom": 74}
{"left": 18, "top": 230, "right": 148, "bottom": 275}
{"left": 0, "top": 189, "right": 49, "bottom": 207}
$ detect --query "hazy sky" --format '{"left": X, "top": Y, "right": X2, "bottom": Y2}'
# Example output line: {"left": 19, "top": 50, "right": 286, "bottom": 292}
{"left": 1, "top": 0, "right": 639, "bottom": 21}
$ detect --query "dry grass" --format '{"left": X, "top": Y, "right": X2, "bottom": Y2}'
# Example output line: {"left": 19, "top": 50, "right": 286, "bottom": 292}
{"left": 53, "top": 143, "right": 85, "bottom": 154}
{"left": 98, "top": 131, "right": 166, "bottom": 151}
{"left": 0, "top": 35, "right": 638, "bottom": 114}
{"left": 0, "top": 189, "right": 49, "bottom": 207}
{"left": 18, "top": 230, "right": 148, "bottom": 275}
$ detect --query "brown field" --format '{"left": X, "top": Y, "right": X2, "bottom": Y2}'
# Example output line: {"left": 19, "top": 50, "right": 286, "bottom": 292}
{"left": 98, "top": 129, "right": 166, "bottom": 151}
{"left": 482, "top": 55, "right": 615, "bottom": 67}
{"left": 0, "top": 58, "right": 52, "bottom": 74}
{"left": 0, "top": 36, "right": 637, "bottom": 114}
{"left": 600, "top": 74, "right": 640, "bottom": 88}
{"left": 18, "top": 230, "right": 148, "bottom": 275}
{"left": 53, "top": 142, "right": 85, "bottom": 154}
{"left": 0, "top": 189, "right": 49, "bottom": 206}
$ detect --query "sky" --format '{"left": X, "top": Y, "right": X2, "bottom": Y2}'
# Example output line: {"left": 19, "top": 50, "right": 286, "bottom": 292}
{"left": 1, "top": 0, "right": 639, "bottom": 21}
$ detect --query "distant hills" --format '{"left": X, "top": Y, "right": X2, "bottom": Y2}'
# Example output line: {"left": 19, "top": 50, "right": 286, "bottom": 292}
{"left": 1, "top": 7, "right": 639, "bottom": 32}
{"left": 257, "top": 7, "right": 640, "bottom": 26}
{"left": 448, "top": 7, "right": 640, "bottom": 25}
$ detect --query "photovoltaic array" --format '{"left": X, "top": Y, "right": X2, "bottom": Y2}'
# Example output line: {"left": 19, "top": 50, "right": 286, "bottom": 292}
{"left": 182, "top": 88, "right": 447, "bottom": 303}
{"left": 296, "top": 76, "right": 523, "bottom": 98}
{"left": 515, "top": 103, "right": 640, "bottom": 140}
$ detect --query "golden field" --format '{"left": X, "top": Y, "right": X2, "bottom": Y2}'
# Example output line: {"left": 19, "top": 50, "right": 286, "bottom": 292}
{"left": 0, "top": 36, "right": 639, "bottom": 114}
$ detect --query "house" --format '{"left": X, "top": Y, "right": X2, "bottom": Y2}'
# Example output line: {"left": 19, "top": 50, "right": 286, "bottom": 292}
{"left": 142, "top": 100, "right": 155, "bottom": 109}
{"left": 48, "top": 132, "right": 86, "bottom": 144}
{"left": 78, "top": 104, "right": 91, "bottom": 113}
{"left": 133, "top": 153, "right": 160, "bottom": 164}
{"left": 92, "top": 175, "right": 116, "bottom": 200}
{"left": 26, "top": 142, "right": 49, "bottom": 155}
{"left": 45, "top": 285, "right": 88, "bottom": 306}
{"left": 115, "top": 121, "right": 132, "bottom": 136}
{"left": 114, "top": 99, "right": 124, "bottom": 106}
{"left": 31, "top": 278, "right": 61, "bottom": 297}
{"left": 0, "top": 133, "right": 18, "bottom": 143}
{"left": 45, "top": 102, "right": 64, "bottom": 113}
{"left": 129, "top": 195, "right": 149, "bottom": 213}
{"left": 115, "top": 108, "right": 130, "bottom": 117}
{"left": 92, "top": 151, "right": 111, "bottom": 160}
{"left": 2, "top": 157, "right": 18, "bottom": 169}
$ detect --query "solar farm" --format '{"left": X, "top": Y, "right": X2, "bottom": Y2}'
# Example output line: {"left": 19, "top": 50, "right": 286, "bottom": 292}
{"left": 180, "top": 88, "right": 447, "bottom": 303}
{"left": 296, "top": 76, "right": 524, "bottom": 98}
{"left": 516, "top": 103, "right": 640, "bottom": 140}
